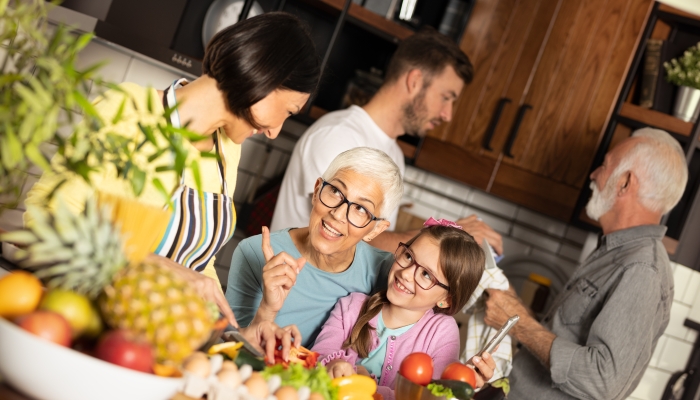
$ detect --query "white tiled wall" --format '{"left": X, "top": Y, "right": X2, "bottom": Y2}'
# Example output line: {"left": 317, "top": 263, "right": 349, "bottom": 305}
{"left": 627, "top": 262, "right": 700, "bottom": 400}
{"left": 2, "top": 29, "right": 699, "bottom": 400}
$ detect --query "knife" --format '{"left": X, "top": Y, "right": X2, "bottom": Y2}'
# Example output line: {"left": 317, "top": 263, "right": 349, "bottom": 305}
{"left": 222, "top": 324, "right": 265, "bottom": 359}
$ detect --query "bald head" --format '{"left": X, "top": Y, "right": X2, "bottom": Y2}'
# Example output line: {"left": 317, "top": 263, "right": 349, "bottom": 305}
{"left": 615, "top": 128, "right": 687, "bottom": 214}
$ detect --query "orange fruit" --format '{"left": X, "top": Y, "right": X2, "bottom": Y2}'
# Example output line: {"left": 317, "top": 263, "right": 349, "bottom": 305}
{"left": 39, "top": 289, "right": 93, "bottom": 338}
{"left": 0, "top": 271, "right": 43, "bottom": 318}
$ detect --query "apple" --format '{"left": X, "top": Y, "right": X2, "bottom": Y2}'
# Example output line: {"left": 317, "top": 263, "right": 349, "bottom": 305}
{"left": 95, "top": 330, "right": 154, "bottom": 373}
{"left": 17, "top": 311, "right": 72, "bottom": 347}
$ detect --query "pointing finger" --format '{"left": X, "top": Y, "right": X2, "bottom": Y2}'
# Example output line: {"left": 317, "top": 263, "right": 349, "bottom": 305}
{"left": 261, "top": 226, "right": 274, "bottom": 262}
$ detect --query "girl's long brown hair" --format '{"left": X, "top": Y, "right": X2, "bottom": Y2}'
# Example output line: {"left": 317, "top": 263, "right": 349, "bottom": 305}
{"left": 343, "top": 226, "right": 485, "bottom": 358}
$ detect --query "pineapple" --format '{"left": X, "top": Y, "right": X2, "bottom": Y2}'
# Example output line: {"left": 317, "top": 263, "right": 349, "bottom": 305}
{"left": 99, "top": 261, "right": 215, "bottom": 365}
{"left": 0, "top": 198, "right": 128, "bottom": 299}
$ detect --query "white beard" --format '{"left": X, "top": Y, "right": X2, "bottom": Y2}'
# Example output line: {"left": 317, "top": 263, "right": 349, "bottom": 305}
{"left": 586, "top": 181, "right": 615, "bottom": 221}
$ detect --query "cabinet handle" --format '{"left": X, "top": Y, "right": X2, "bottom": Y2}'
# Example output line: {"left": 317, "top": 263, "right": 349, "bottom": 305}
{"left": 503, "top": 104, "right": 532, "bottom": 158}
{"left": 482, "top": 98, "right": 512, "bottom": 151}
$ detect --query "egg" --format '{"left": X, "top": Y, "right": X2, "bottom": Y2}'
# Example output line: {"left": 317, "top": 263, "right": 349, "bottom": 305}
{"left": 308, "top": 393, "right": 325, "bottom": 400}
{"left": 182, "top": 353, "right": 211, "bottom": 378}
{"left": 245, "top": 372, "right": 269, "bottom": 399}
{"left": 275, "top": 386, "right": 299, "bottom": 400}
{"left": 217, "top": 368, "right": 242, "bottom": 389}
{"left": 220, "top": 360, "right": 238, "bottom": 372}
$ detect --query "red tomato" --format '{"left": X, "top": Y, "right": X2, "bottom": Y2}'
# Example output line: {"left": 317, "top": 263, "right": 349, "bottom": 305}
{"left": 399, "top": 352, "right": 434, "bottom": 386}
{"left": 441, "top": 362, "right": 476, "bottom": 388}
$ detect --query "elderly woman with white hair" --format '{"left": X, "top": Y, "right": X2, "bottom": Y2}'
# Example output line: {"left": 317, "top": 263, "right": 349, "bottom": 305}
{"left": 226, "top": 147, "right": 403, "bottom": 346}
{"left": 226, "top": 147, "right": 497, "bottom": 383}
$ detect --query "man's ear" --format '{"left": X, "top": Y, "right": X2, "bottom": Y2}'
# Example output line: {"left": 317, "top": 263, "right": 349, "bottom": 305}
{"left": 618, "top": 171, "right": 636, "bottom": 196}
{"left": 405, "top": 69, "right": 424, "bottom": 97}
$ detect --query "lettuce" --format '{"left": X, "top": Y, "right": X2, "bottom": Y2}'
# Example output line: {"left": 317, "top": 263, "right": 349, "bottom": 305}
{"left": 427, "top": 382, "right": 454, "bottom": 398}
{"left": 262, "top": 364, "right": 338, "bottom": 400}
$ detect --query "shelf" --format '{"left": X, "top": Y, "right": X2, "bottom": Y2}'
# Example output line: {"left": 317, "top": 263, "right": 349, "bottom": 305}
{"left": 657, "top": 4, "right": 700, "bottom": 26}
{"left": 300, "top": 0, "right": 414, "bottom": 42}
{"left": 618, "top": 103, "right": 694, "bottom": 137}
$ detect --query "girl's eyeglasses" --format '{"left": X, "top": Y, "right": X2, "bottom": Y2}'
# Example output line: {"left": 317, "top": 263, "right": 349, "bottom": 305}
{"left": 394, "top": 243, "right": 450, "bottom": 291}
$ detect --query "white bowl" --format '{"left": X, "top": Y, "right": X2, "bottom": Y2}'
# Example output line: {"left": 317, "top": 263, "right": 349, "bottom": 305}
{"left": 0, "top": 317, "right": 183, "bottom": 400}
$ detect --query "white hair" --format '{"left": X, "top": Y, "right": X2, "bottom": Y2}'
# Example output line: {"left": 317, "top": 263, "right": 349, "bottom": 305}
{"left": 611, "top": 127, "right": 688, "bottom": 214}
{"left": 321, "top": 147, "right": 404, "bottom": 218}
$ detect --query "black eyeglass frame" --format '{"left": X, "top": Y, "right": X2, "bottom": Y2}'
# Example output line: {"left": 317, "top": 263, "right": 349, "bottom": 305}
{"left": 318, "top": 180, "right": 385, "bottom": 228}
{"left": 394, "top": 242, "right": 450, "bottom": 291}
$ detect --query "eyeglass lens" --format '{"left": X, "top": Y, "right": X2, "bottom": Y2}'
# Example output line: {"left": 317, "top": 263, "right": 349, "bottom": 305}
{"left": 320, "top": 183, "right": 373, "bottom": 228}
{"left": 395, "top": 245, "right": 439, "bottom": 290}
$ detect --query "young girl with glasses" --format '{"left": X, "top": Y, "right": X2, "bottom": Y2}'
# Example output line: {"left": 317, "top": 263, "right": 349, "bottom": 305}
{"left": 312, "top": 218, "right": 485, "bottom": 399}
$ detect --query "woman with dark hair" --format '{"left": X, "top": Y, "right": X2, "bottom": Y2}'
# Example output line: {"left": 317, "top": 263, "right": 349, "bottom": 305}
{"left": 25, "top": 12, "right": 321, "bottom": 356}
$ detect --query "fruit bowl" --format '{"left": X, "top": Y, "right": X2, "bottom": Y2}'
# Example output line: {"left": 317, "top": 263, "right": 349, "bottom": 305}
{"left": 0, "top": 317, "right": 183, "bottom": 400}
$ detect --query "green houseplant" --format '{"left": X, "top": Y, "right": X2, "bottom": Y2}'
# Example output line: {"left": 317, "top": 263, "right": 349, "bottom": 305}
{"left": 0, "top": 0, "right": 206, "bottom": 215}
{"left": 663, "top": 41, "right": 700, "bottom": 123}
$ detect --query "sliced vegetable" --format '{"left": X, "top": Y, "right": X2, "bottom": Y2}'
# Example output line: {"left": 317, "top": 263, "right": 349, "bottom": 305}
{"left": 427, "top": 382, "right": 454, "bottom": 398}
{"left": 431, "top": 379, "right": 475, "bottom": 400}
{"left": 269, "top": 345, "right": 320, "bottom": 369}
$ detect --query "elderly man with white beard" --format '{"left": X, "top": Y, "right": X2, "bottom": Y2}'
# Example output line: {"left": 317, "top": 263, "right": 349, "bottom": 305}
{"left": 483, "top": 127, "right": 688, "bottom": 400}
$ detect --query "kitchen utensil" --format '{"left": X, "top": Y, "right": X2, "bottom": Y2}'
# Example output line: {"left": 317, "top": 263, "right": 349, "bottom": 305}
{"left": 471, "top": 315, "right": 519, "bottom": 361}
{"left": 222, "top": 323, "right": 265, "bottom": 359}
{"left": 202, "top": 0, "right": 264, "bottom": 48}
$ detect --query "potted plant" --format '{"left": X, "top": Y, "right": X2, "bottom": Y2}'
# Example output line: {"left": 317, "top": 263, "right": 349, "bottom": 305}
{"left": 0, "top": 0, "right": 205, "bottom": 216}
{"left": 663, "top": 41, "right": 700, "bottom": 123}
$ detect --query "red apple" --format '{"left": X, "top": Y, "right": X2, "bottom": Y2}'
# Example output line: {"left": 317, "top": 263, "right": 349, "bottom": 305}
{"left": 17, "top": 311, "right": 72, "bottom": 347}
{"left": 95, "top": 330, "right": 154, "bottom": 373}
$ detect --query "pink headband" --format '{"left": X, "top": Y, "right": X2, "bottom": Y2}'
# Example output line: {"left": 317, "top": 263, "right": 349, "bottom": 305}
{"left": 423, "top": 217, "right": 463, "bottom": 230}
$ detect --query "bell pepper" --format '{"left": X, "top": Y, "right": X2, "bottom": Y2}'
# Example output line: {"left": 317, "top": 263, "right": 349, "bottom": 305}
{"left": 269, "top": 345, "right": 320, "bottom": 369}
{"left": 332, "top": 374, "right": 377, "bottom": 399}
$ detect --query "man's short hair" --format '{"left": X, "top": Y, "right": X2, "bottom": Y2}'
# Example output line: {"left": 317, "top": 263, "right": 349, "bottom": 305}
{"left": 614, "top": 128, "right": 688, "bottom": 214}
{"left": 383, "top": 27, "right": 473, "bottom": 86}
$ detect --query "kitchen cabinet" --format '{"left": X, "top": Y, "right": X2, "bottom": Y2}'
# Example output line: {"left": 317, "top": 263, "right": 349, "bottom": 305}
{"left": 412, "top": 0, "right": 654, "bottom": 221}
{"left": 572, "top": 3, "right": 700, "bottom": 269}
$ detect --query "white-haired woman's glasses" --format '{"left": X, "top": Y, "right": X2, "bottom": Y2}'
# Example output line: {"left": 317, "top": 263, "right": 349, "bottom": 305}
{"left": 318, "top": 180, "right": 384, "bottom": 228}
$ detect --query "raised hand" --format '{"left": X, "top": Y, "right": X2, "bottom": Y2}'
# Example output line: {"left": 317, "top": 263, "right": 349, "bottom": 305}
{"left": 455, "top": 215, "right": 504, "bottom": 255}
{"left": 258, "top": 226, "right": 306, "bottom": 317}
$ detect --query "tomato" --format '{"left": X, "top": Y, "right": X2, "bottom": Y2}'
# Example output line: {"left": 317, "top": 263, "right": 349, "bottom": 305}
{"left": 441, "top": 362, "right": 476, "bottom": 388}
{"left": 399, "top": 352, "right": 434, "bottom": 386}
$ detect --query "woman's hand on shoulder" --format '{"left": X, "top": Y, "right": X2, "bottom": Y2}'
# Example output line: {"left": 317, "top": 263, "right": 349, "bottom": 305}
{"left": 259, "top": 227, "right": 306, "bottom": 315}
{"left": 145, "top": 253, "right": 238, "bottom": 327}
{"left": 325, "top": 359, "right": 355, "bottom": 379}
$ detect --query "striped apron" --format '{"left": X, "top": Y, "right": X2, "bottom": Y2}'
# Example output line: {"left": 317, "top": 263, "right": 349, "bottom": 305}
{"left": 153, "top": 79, "right": 236, "bottom": 271}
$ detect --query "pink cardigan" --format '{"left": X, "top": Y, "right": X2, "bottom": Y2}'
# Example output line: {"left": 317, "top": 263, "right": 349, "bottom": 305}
{"left": 311, "top": 293, "right": 461, "bottom": 400}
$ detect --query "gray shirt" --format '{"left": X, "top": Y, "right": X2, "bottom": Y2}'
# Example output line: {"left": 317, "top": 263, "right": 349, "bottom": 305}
{"left": 509, "top": 225, "right": 673, "bottom": 400}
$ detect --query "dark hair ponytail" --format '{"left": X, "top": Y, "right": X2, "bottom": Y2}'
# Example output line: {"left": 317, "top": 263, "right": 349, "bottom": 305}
{"left": 202, "top": 12, "right": 321, "bottom": 129}
{"left": 343, "top": 290, "right": 390, "bottom": 358}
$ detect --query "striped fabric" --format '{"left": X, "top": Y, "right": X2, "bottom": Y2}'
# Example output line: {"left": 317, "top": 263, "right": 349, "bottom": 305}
{"left": 152, "top": 79, "right": 236, "bottom": 272}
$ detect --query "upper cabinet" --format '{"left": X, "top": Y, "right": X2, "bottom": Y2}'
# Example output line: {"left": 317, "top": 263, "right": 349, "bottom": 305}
{"left": 414, "top": 0, "right": 654, "bottom": 221}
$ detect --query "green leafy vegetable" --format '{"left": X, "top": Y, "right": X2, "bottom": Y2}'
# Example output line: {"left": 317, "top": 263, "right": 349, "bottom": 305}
{"left": 262, "top": 364, "right": 338, "bottom": 400}
{"left": 427, "top": 382, "right": 454, "bottom": 398}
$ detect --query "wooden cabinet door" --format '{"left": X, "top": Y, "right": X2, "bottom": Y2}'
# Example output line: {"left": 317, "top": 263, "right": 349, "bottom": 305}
{"left": 416, "top": 0, "right": 557, "bottom": 190}
{"left": 490, "top": 0, "right": 653, "bottom": 220}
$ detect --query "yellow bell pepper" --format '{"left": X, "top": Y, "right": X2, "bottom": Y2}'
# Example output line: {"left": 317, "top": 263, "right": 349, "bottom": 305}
{"left": 332, "top": 374, "right": 377, "bottom": 398}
